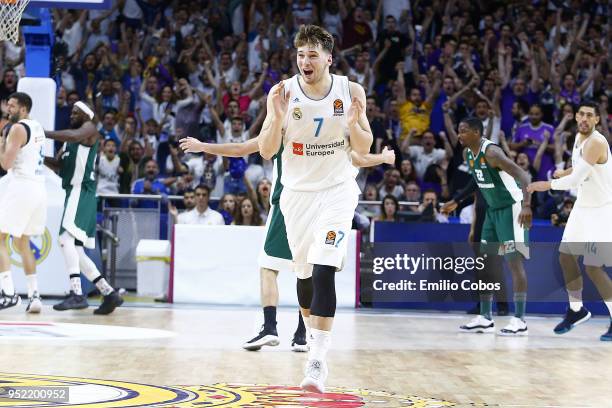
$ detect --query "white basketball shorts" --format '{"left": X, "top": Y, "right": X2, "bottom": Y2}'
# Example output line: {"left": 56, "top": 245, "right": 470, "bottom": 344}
{"left": 280, "top": 179, "right": 359, "bottom": 279}
{"left": 0, "top": 175, "right": 47, "bottom": 237}
{"left": 560, "top": 204, "right": 612, "bottom": 267}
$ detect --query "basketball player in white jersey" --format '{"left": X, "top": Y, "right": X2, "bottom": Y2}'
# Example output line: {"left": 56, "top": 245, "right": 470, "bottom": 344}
{"left": 180, "top": 137, "right": 394, "bottom": 353}
{"left": 258, "top": 25, "right": 373, "bottom": 392}
{"left": 0, "top": 92, "right": 46, "bottom": 313}
{"left": 528, "top": 101, "right": 612, "bottom": 341}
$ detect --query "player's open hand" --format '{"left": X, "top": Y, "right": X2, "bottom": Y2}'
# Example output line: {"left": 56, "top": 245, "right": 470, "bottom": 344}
{"left": 518, "top": 206, "right": 532, "bottom": 229}
{"left": 526, "top": 181, "right": 551, "bottom": 193}
{"left": 381, "top": 146, "right": 395, "bottom": 165}
{"left": 348, "top": 96, "right": 363, "bottom": 126}
{"left": 440, "top": 200, "right": 458, "bottom": 215}
{"left": 180, "top": 137, "right": 204, "bottom": 153}
{"left": 271, "top": 81, "right": 289, "bottom": 118}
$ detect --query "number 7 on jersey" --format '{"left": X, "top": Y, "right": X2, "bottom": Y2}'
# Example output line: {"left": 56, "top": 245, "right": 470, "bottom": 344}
{"left": 313, "top": 118, "right": 323, "bottom": 137}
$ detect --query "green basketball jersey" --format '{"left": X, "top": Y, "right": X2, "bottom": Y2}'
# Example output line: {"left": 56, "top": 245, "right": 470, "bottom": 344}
{"left": 59, "top": 140, "right": 99, "bottom": 192}
{"left": 466, "top": 139, "right": 523, "bottom": 209}
{"left": 270, "top": 144, "right": 284, "bottom": 205}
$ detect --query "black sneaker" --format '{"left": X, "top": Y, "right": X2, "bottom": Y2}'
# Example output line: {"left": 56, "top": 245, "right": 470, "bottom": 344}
{"left": 242, "top": 326, "right": 279, "bottom": 351}
{"left": 291, "top": 331, "right": 309, "bottom": 352}
{"left": 601, "top": 320, "right": 612, "bottom": 342}
{"left": 554, "top": 307, "right": 591, "bottom": 334}
{"left": 93, "top": 291, "right": 123, "bottom": 315}
{"left": 0, "top": 291, "right": 21, "bottom": 310}
{"left": 53, "top": 291, "right": 89, "bottom": 311}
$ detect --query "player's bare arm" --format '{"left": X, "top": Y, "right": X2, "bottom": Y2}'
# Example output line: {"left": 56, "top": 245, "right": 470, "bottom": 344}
{"left": 485, "top": 144, "right": 533, "bottom": 228}
{"left": 258, "top": 82, "right": 288, "bottom": 160}
{"left": 44, "top": 148, "right": 64, "bottom": 173}
{"left": 347, "top": 81, "right": 373, "bottom": 155}
{"left": 0, "top": 123, "right": 27, "bottom": 170}
{"left": 180, "top": 136, "right": 260, "bottom": 157}
{"left": 45, "top": 121, "right": 99, "bottom": 146}
{"left": 351, "top": 146, "right": 395, "bottom": 167}
{"left": 528, "top": 136, "right": 606, "bottom": 193}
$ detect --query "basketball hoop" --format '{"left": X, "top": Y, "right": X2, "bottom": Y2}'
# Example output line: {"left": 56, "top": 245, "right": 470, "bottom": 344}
{"left": 0, "top": 0, "right": 30, "bottom": 44}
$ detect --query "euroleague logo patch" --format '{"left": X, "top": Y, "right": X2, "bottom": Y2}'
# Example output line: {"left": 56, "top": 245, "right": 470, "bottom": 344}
{"left": 325, "top": 230, "right": 337, "bottom": 245}
{"left": 0, "top": 373, "right": 460, "bottom": 407}
{"left": 4, "top": 228, "right": 52, "bottom": 267}
{"left": 333, "top": 98, "right": 344, "bottom": 116}
{"left": 293, "top": 142, "right": 304, "bottom": 155}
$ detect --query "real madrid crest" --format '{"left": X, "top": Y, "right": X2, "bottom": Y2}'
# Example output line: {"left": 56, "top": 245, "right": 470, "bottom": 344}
{"left": 292, "top": 107, "right": 302, "bottom": 120}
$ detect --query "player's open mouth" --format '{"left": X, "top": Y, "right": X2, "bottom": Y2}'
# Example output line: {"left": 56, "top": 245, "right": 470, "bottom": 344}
{"left": 303, "top": 69, "right": 313, "bottom": 77}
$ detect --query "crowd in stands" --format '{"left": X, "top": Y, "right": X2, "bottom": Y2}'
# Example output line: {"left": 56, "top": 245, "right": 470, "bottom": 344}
{"left": 0, "top": 0, "right": 609, "bottom": 228}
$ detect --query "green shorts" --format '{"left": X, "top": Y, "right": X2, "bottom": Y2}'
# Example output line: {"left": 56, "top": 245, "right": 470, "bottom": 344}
{"left": 257, "top": 204, "right": 292, "bottom": 271}
{"left": 481, "top": 202, "right": 529, "bottom": 258}
{"left": 60, "top": 186, "right": 97, "bottom": 249}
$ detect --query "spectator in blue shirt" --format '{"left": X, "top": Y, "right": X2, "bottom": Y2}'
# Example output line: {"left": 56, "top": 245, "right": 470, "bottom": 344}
{"left": 132, "top": 159, "right": 170, "bottom": 208}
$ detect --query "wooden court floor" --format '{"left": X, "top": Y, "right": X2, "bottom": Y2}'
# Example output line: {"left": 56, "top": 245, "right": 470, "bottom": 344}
{"left": 0, "top": 302, "right": 610, "bottom": 407}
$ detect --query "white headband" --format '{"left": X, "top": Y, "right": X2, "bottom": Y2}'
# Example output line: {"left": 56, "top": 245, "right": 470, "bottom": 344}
{"left": 75, "top": 101, "right": 94, "bottom": 120}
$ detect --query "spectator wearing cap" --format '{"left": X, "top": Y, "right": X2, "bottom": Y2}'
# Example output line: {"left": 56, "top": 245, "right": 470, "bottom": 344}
{"left": 177, "top": 185, "right": 225, "bottom": 225}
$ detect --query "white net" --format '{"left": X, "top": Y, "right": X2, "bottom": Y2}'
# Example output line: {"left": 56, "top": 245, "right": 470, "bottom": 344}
{"left": 0, "top": 0, "right": 30, "bottom": 44}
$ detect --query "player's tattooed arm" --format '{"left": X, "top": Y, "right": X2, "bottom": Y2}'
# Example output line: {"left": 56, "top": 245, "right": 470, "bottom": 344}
{"left": 44, "top": 122, "right": 99, "bottom": 146}
{"left": 258, "top": 82, "right": 287, "bottom": 160}
{"left": 485, "top": 144, "right": 533, "bottom": 228}
{"left": 348, "top": 81, "right": 373, "bottom": 155}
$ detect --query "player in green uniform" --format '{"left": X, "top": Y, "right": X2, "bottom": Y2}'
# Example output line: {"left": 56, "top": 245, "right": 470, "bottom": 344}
{"left": 456, "top": 118, "right": 532, "bottom": 336}
{"left": 180, "top": 136, "right": 394, "bottom": 349}
{"left": 44, "top": 102, "right": 123, "bottom": 315}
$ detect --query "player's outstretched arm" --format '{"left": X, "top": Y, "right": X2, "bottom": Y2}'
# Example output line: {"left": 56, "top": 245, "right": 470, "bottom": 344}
{"left": 348, "top": 82, "right": 373, "bottom": 155}
{"left": 0, "top": 124, "right": 27, "bottom": 170}
{"left": 485, "top": 144, "right": 532, "bottom": 228}
{"left": 258, "top": 82, "right": 287, "bottom": 160}
{"left": 529, "top": 137, "right": 605, "bottom": 193}
{"left": 351, "top": 146, "right": 395, "bottom": 167}
{"left": 180, "top": 136, "right": 260, "bottom": 157}
{"left": 45, "top": 122, "right": 99, "bottom": 146}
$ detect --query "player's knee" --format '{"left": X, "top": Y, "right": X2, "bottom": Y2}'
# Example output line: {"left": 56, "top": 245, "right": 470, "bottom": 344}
{"left": 310, "top": 264, "right": 336, "bottom": 318}
{"left": 296, "top": 277, "right": 313, "bottom": 309}
{"left": 58, "top": 231, "right": 73, "bottom": 247}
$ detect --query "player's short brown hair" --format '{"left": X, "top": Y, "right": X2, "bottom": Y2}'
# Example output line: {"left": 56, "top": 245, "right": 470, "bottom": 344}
{"left": 294, "top": 25, "right": 334, "bottom": 54}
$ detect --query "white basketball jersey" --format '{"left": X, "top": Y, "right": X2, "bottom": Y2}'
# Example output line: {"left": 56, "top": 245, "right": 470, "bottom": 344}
{"left": 281, "top": 74, "right": 358, "bottom": 191}
{"left": 572, "top": 130, "right": 612, "bottom": 207}
{"left": 8, "top": 119, "right": 45, "bottom": 181}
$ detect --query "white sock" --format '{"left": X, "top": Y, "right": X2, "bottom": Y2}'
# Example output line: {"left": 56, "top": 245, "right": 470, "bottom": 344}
{"left": 26, "top": 274, "right": 38, "bottom": 298}
{"left": 76, "top": 247, "right": 114, "bottom": 296}
{"left": 0, "top": 270, "right": 15, "bottom": 296}
{"left": 567, "top": 290, "right": 583, "bottom": 312}
{"left": 605, "top": 301, "right": 612, "bottom": 318}
{"left": 309, "top": 328, "right": 331, "bottom": 361}
{"left": 59, "top": 232, "right": 82, "bottom": 295}
{"left": 70, "top": 274, "right": 83, "bottom": 295}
